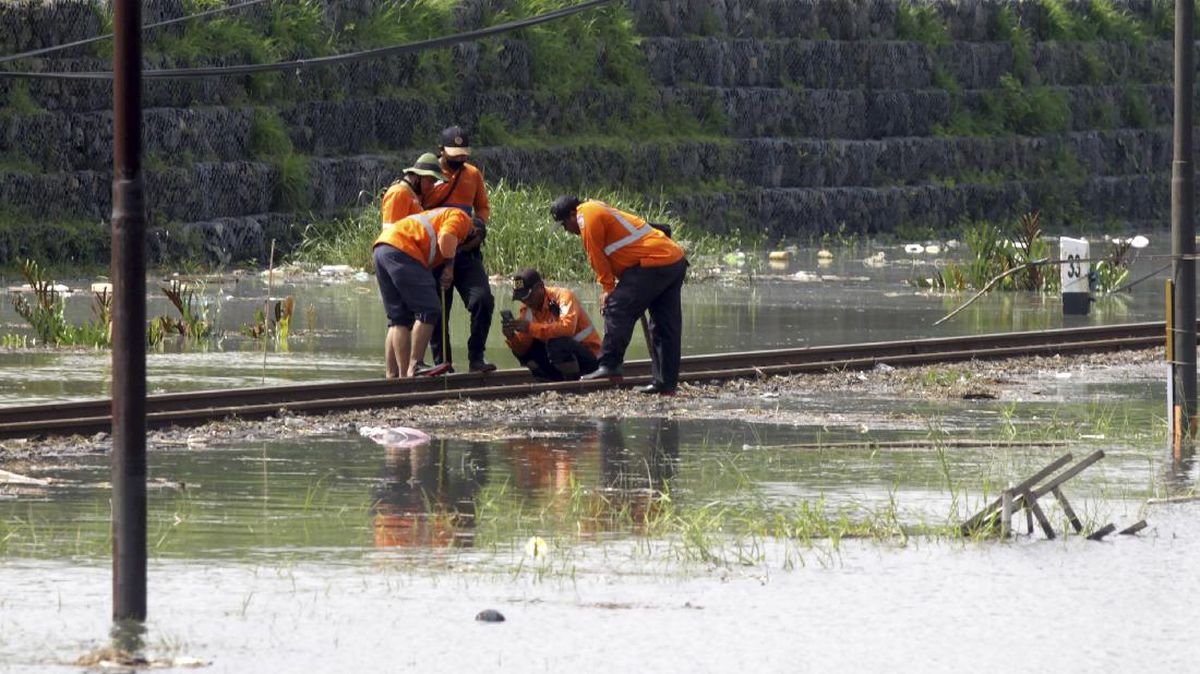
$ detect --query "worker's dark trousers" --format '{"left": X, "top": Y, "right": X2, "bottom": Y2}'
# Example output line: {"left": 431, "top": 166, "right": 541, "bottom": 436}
{"left": 601, "top": 258, "right": 688, "bottom": 389}
{"left": 515, "top": 337, "right": 599, "bottom": 381}
{"left": 430, "top": 250, "right": 494, "bottom": 366}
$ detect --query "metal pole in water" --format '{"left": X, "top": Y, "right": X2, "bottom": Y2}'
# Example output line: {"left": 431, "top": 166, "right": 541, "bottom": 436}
{"left": 1171, "top": 0, "right": 1197, "bottom": 447}
{"left": 111, "top": 0, "right": 147, "bottom": 622}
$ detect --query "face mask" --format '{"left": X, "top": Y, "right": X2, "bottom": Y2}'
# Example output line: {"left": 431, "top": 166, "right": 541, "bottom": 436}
{"left": 445, "top": 158, "right": 466, "bottom": 171}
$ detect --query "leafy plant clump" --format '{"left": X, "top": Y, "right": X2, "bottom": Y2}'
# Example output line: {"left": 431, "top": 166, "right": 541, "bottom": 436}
{"left": 293, "top": 180, "right": 743, "bottom": 281}
{"left": 8, "top": 260, "right": 110, "bottom": 347}
{"left": 895, "top": 1, "right": 950, "bottom": 47}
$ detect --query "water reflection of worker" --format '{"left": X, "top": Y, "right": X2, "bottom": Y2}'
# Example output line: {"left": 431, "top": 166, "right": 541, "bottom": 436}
{"left": 503, "top": 268, "right": 601, "bottom": 381}
{"left": 371, "top": 440, "right": 488, "bottom": 548}
{"left": 598, "top": 418, "right": 680, "bottom": 529}
{"left": 503, "top": 433, "right": 584, "bottom": 496}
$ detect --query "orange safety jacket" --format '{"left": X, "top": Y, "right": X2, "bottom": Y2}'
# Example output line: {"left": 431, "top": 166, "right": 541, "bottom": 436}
{"left": 380, "top": 180, "right": 422, "bottom": 227}
{"left": 425, "top": 162, "right": 490, "bottom": 222}
{"left": 372, "top": 207, "right": 473, "bottom": 269}
{"left": 576, "top": 200, "right": 685, "bottom": 293}
{"left": 506, "top": 285, "right": 602, "bottom": 358}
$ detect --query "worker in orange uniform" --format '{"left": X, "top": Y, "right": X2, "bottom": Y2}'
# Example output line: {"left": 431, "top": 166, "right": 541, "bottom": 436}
{"left": 550, "top": 196, "right": 688, "bottom": 395}
{"left": 422, "top": 125, "right": 496, "bottom": 373}
{"left": 373, "top": 206, "right": 473, "bottom": 377}
{"left": 378, "top": 153, "right": 444, "bottom": 377}
{"left": 502, "top": 268, "right": 601, "bottom": 381}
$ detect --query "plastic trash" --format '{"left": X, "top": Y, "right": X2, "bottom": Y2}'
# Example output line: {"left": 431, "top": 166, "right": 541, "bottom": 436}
{"left": 319, "top": 264, "right": 355, "bottom": 276}
{"left": 358, "top": 425, "right": 431, "bottom": 448}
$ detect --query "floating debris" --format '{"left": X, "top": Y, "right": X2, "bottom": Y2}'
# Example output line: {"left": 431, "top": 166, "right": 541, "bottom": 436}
{"left": 359, "top": 426, "right": 432, "bottom": 449}
{"left": 525, "top": 535, "right": 548, "bottom": 560}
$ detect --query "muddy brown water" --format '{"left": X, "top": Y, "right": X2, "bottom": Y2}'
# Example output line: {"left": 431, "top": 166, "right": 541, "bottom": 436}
{"left": 2, "top": 243, "right": 1196, "bottom": 671}
{"left": 2, "top": 370, "right": 1198, "bottom": 671}
{"left": 0, "top": 243, "right": 1168, "bottom": 405}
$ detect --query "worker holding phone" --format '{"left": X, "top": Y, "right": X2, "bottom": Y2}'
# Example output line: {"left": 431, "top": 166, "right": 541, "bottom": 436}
{"left": 502, "top": 268, "right": 601, "bottom": 381}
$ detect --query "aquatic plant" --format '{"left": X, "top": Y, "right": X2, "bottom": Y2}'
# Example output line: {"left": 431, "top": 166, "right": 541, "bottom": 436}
{"left": 8, "top": 259, "right": 110, "bottom": 347}
{"left": 241, "top": 296, "right": 295, "bottom": 343}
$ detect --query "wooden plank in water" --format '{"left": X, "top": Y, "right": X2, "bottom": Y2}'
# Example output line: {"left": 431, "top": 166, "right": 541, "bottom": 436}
{"left": 1030, "top": 450, "right": 1106, "bottom": 499}
{"left": 1052, "top": 486, "right": 1083, "bottom": 533}
{"left": 960, "top": 453, "right": 1073, "bottom": 535}
{"left": 1119, "top": 520, "right": 1148, "bottom": 535}
{"left": 1087, "top": 523, "right": 1117, "bottom": 541}
{"left": 1024, "top": 489, "right": 1056, "bottom": 539}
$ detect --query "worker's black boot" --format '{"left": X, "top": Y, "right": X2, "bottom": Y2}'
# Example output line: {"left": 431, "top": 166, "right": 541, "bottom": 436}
{"left": 581, "top": 364, "right": 623, "bottom": 381}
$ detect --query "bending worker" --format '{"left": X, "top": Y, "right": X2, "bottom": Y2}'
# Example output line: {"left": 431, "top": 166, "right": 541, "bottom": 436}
{"left": 503, "top": 268, "right": 601, "bottom": 381}
{"left": 373, "top": 206, "right": 473, "bottom": 378}
{"left": 423, "top": 125, "right": 496, "bottom": 373}
{"left": 549, "top": 196, "right": 688, "bottom": 395}
{"left": 378, "top": 153, "right": 444, "bottom": 378}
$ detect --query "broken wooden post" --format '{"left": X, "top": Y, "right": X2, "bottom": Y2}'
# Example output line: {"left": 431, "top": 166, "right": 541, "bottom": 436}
{"left": 1087, "top": 523, "right": 1117, "bottom": 541}
{"left": 960, "top": 453, "right": 1073, "bottom": 536}
{"left": 961, "top": 450, "right": 1107, "bottom": 539}
{"left": 1051, "top": 486, "right": 1083, "bottom": 533}
{"left": 1119, "top": 520, "right": 1148, "bottom": 535}
{"left": 1000, "top": 490, "right": 1013, "bottom": 538}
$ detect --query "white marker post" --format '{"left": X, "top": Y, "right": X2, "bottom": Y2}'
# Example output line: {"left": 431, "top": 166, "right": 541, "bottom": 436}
{"left": 1059, "top": 237, "right": 1090, "bottom": 316}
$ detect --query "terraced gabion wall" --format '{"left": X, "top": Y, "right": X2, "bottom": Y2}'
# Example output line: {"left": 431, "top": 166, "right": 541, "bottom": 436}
{"left": 0, "top": 0, "right": 1192, "bottom": 265}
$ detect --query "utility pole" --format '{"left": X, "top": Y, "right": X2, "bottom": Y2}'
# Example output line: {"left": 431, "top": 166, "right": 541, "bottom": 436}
{"left": 111, "top": 0, "right": 147, "bottom": 622}
{"left": 1170, "top": 0, "right": 1197, "bottom": 456}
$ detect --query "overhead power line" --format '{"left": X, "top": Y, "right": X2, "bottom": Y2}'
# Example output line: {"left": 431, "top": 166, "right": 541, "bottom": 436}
{"left": 0, "top": 0, "right": 614, "bottom": 80}
{"left": 0, "top": 0, "right": 270, "bottom": 65}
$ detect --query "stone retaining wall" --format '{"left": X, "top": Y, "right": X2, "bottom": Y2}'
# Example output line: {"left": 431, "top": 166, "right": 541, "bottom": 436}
{"left": 0, "top": 0, "right": 1185, "bottom": 266}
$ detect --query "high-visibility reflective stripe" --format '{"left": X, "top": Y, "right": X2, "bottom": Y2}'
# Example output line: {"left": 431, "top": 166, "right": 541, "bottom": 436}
{"left": 573, "top": 324, "right": 595, "bottom": 342}
{"left": 414, "top": 208, "right": 449, "bottom": 266}
{"left": 602, "top": 206, "right": 651, "bottom": 256}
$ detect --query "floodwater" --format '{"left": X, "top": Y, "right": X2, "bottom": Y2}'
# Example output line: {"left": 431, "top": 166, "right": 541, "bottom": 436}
{"left": 0, "top": 239, "right": 1172, "bottom": 405}
{"left": 3, "top": 370, "right": 1199, "bottom": 671}
{"left": 3, "top": 238, "right": 1199, "bottom": 671}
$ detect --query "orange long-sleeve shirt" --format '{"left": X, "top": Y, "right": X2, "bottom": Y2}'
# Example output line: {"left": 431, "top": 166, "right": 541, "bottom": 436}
{"left": 373, "top": 207, "right": 473, "bottom": 269}
{"left": 506, "top": 285, "right": 602, "bottom": 358}
{"left": 576, "top": 200, "right": 685, "bottom": 293}
{"left": 425, "top": 162, "right": 490, "bottom": 223}
{"left": 380, "top": 181, "right": 422, "bottom": 226}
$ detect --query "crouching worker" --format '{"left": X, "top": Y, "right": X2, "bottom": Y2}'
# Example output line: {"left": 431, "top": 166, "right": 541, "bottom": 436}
{"left": 503, "top": 268, "right": 601, "bottom": 381}
{"left": 373, "top": 207, "right": 474, "bottom": 378}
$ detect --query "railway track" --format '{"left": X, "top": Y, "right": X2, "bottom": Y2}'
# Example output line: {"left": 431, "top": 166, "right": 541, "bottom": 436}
{"left": 0, "top": 321, "right": 1170, "bottom": 439}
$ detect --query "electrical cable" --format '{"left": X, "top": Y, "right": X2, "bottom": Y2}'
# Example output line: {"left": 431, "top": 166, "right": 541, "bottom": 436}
{"left": 0, "top": 0, "right": 271, "bottom": 65}
{"left": 0, "top": 0, "right": 613, "bottom": 80}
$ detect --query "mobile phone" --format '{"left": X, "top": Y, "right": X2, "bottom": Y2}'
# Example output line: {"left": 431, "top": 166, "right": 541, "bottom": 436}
{"left": 500, "top": 309, "right": 514, "bottom": 322}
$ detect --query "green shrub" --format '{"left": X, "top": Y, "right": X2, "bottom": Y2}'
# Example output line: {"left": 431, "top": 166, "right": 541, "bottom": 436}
{"left": 896, "top": 2, "right": 949, "bottom": 47}
{"left": 249, "top": 107, "right": 294, "bottom": 158}
{"left": 1121, "top": 86, "right": 1155, "bottom": 129}
{"left": 1088, "top": 0, "right": 1146, "bottom": 43}
{"left": 1036, "top": 0, "right": 1082, "bottom": 40}
{"left": 992, "top": 8, "right": 1034, "bottom": 83}
{"left": 293, "top": 181, "right": 740, "bottom": 280}
{"left": 272, "top": 153, "right": 313, "bottom": 211}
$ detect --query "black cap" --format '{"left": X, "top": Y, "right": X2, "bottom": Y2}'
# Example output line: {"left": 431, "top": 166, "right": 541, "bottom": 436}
{"left": 511, "top": 268, "right": 543, "bottom": 301}
{"left": 440, "top": 126, "right": 470, "bottom": 156}
{"left": 550, "top": 195, "right": 581, "bottom": 224}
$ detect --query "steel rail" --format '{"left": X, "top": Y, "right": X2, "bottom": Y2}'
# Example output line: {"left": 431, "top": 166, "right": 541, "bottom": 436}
{"left": 0, "top": 322, "right": 1170, "bottom": 439}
